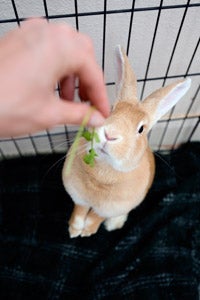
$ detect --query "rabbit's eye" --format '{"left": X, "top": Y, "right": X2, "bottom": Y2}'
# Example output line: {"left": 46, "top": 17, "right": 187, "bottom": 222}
{"left": 138, "top": 125, "right": 144, "bottom": 134}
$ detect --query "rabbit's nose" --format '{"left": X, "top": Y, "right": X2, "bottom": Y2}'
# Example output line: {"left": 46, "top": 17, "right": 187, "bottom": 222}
{"left": 104, "top": 129, "right": 119, "bottom": 141}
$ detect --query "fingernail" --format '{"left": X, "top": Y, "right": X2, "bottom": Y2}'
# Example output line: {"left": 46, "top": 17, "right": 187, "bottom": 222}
{"left": 89, "top": 111, "right": 105, "bottom": 127}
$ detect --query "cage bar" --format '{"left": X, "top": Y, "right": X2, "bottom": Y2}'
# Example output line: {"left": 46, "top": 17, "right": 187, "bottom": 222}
{"left": 0, "top": 0, "right": 199, "bottom": 158}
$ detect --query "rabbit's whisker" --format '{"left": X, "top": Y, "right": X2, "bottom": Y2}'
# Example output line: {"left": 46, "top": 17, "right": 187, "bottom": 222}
{"left": 50, "top": 139, "right": 74, "bottom": 151}
{"left": 42, "top": 154, "right": 67, "bottom": 183}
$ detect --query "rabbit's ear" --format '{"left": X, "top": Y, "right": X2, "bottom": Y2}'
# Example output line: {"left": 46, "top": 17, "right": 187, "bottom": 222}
{"left": 115, "top": 45, "right": 137, "bottom": 102}
{"left": 142, "top": 78, "right": 191, "bottom": 130}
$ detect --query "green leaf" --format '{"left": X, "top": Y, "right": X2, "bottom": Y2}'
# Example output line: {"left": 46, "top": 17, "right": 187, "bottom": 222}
{"left": 83, "top": 153, "right": 92, "bottom": 164}
{"left": 89, "top": 148, "right": 98, "bottom": 157}
{"left": 82, "top": 130, "right": 92, "bottom": 141}
{"left": 83, "top": 148, "right": 98, "bottom": 167}
{"left": 64, "top": 107, "right": 95, "bottom": 176}
{"left": 82, "top": 129, "right": 100, "bottom": 144}
{"left": 81, "top": 129, "right": 100, "bottom": 167}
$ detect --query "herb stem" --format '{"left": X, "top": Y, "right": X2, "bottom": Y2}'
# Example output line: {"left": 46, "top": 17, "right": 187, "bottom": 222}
{"left": 91, "top": 127, "right": 95, "bottom": 149}
{"left": 64, "top": 107, "right": 95, "bottom": 175}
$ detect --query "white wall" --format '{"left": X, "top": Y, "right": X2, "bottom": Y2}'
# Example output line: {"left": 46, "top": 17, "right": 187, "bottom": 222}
{"left": 0, "top": 0, "right": 199, "bottom": 157}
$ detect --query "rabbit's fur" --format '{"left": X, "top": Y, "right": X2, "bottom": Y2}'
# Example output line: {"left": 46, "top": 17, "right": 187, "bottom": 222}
{"left": 62, "top": 46, "right": 191, "bottom": 238}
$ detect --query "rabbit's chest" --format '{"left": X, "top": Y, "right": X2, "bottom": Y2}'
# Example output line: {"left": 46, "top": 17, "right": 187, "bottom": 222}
{"left": 70, "top": 174, "right": 147, "bottom": 218}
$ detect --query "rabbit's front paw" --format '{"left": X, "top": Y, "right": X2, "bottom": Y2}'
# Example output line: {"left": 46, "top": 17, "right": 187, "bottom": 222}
{"left": 80, "top": 216, "right": 100, "bottom": 237}
{"left": 69, "top": 216, "right": 100, "bottom": 238}
{"left": 69, "top": 226, "right": 82, "bottom": 238}
{"left": 68, "top": 208, "right": 104, "bottom": 238}
{"left": 68, "top": 215, "right": 85, "bottom": 238}
{"left": 104, "top": 214, "right": 128, "bottom": 231}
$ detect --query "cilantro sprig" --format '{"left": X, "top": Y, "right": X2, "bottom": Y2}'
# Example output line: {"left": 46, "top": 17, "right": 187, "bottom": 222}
{"left": 64, "top": 107, "right": 100, "bottom": 175}
{"left": 82, "top": 128, "right": 100, "bottom": 167}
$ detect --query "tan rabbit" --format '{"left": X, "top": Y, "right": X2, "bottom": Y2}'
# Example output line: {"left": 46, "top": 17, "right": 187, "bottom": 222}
{"left": 62, "top": 45, "right": 191, "bottom": 238}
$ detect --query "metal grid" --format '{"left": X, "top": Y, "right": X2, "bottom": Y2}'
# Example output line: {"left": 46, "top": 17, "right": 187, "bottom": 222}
{"left": 0, "top": 0, "right": 199, "bottom": 159}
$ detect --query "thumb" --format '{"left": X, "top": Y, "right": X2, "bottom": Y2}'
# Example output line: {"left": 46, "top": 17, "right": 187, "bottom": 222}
{"left": 46, "top": 98, "right": 106, "bottom": 128}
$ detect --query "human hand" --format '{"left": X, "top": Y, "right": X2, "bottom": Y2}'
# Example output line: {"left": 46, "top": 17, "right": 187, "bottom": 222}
{"left": 0, "top": 19, "right": 110, "bottom": 137}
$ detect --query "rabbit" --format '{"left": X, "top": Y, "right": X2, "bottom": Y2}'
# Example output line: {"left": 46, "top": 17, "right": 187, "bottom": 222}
{"left": 62, "top": 45, "right": 191, "bottom": 238}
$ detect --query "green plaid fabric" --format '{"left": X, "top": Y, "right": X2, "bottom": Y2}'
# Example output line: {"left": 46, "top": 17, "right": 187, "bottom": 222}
{"left": 0, "top": 143, "right": 200, "bottom": 299}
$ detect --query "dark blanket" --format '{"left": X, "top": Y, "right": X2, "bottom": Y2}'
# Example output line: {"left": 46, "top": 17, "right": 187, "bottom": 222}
{"left": 0, "top": 143, "right": 200, "bottom": 300}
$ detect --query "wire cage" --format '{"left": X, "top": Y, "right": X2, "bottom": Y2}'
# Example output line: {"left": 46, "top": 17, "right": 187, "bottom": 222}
{"left": 0, "top": 0, "right": 199, "bottom": 159}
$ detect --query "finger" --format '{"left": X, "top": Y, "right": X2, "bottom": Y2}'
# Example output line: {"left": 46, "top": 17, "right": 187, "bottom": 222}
{"left": 44, "top": 96, "right": 106, "bottom": 128}
{"left": 78, "top": 64, "right": 109, "bottom": 117}
{"left": 60, "top": 75, "right": 75, "bottom": 101}
{"left": 50, "top": 26, "right": 110, "bottom": 117}
{"left": 22, "top": 21, "right": 110, "bottom": 118}
{"left": 78, "top": 80, "right": 87, "bottom": 102}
